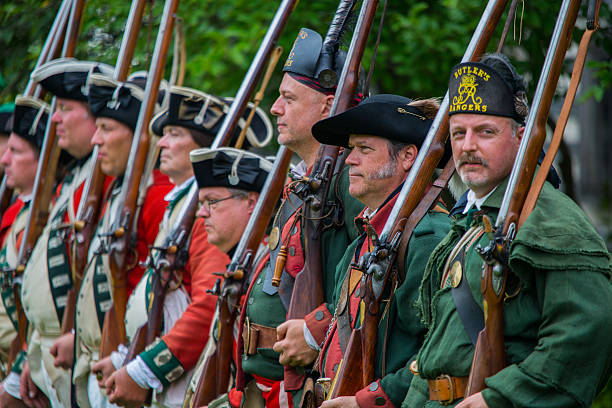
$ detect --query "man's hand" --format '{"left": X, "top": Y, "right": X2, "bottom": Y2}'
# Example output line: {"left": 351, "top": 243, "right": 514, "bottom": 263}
{"left": 49, "top": 332, "right": 75, "bottom": 369}
{"left": 105, "top": 366, "right": 149, "bottom": 407}
{"left": 273, "top": 319, "right": 318, "bottom": 367}
{"left": 456, "top": 392, "right": 489, "bottom": 408}
{"left": 19, "top": 362, "right": 49, "bottom": 408}
{"left": 0, "top": 384, "right": 27, "bottom": 407}
{"left": 90, "top": 356, "right": 116, "bottom": 390}
{"left": 320, "top": 396, "right": 359, "bottom": 407}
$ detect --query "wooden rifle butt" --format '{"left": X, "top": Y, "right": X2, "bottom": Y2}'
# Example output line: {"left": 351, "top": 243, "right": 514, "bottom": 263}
{"left": 99, "top": 305, "right": 124, "bottom": 358}
{"left": 287, "top": 263, "right": 325, "bottom": 319}
{"left": 192, "top": 350, "right": 219, "bottom": 406}
{"left": 327, "top": 328, "right": 364, "bottom": 400}
{"left": 59, "top": 288, "right": 76, "bottom": 334}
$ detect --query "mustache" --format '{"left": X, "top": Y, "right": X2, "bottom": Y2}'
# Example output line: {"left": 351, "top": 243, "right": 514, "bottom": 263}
{"left": 456, "top": 154, "right": 488, "bottom": 168}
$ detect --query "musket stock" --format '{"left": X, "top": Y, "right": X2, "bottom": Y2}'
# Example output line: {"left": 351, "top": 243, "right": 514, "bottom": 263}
{"left": 467, "top": 0, "right": 583, "bottom": 395}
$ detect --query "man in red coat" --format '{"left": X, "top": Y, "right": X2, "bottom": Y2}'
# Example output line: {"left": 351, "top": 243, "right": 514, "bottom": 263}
{"left": 0, "top": 97, "right": 47, "bottom": 406}
{"left": 96, "top": 86, "right": 272, "bottom": 407}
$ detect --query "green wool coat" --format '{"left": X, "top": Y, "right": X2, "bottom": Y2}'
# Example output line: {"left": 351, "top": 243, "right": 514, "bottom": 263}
{"left": 241, "top": 165, "right": 364, "bottom": 381}
{"left": 323, "top": 206, "right": 450, "bottom": 407}
{"left": 402, "top": 179, "right": 612, "bottom": 408}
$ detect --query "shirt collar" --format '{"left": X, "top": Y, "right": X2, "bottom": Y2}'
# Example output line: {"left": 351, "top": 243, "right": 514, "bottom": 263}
{"left": 462, "top": 186, "right": 498, "bottom": 214}
{"left": 164, "top": 176, "right": 194, "bottom": 202}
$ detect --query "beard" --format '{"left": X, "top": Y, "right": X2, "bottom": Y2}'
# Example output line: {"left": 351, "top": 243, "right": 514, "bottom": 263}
{"left": 455, "top": 153, "right": 489, "bottom": 188}
{"left": 370, "top": 157, "right": 398, "bottom": 180}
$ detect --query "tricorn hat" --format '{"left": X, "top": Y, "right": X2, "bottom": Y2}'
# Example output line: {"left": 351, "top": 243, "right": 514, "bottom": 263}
{"left": 190, "top": 147, "right": 273, "bottom": 193}
{"left": 0, "top": 103, "right": 14, "bottom": 135}
{"left": 150, "top": 86, "right": 272, "bottom": 148}
{"left": 12, "top": 96, "right": 50, "bottom": 150}
{"left": 283, "top": 28, "right": 347, "bottom": 91}
{"left": 312, "top": 94, "right": 451, "bottom": 167}
{"left": 86, "top": 72, "right": 167, "bottom": 131}
{"left": 31, "top": 58, "right": 114, "bottom": 101}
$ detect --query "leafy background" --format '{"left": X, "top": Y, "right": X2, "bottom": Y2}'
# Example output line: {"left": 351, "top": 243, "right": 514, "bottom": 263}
{"left": 1, "top": 1, "right": 611, "bottom": 403}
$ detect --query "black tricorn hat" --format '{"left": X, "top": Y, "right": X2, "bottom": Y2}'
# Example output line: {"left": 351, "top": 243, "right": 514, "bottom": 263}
{"left": 190, "top": 147, "right": 273, "bottom": 193}
{"left": 312, "top": 94, "right": 451, "bottom": 167}
{"left": 0, "top": 103, "right": 14, "bottom": 135}
{"left": 448, "top": 61, "right": 521, "bottom": 122}
{"left": 86, "top": 72, "right": 167, "bottom": 131}
{"left": 31, "top": 58, "right": 114, "bottom": 101}
{"left": 283, "top": 28, "right": 346, "bottom": 89}
{"left": 12, "top": 95, "right": 50, "bottom": 150}
{"left": 149, "top": 86, "right": 272, "bottom": 148}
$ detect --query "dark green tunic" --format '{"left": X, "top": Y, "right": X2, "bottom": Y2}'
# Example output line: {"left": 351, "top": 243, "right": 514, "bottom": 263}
{"left": 403, "top": 179, "right": 612, "bottom": 408}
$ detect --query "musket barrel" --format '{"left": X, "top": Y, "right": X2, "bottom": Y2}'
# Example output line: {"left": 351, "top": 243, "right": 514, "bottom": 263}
{"left": 115, "top": 0, "right": 148, "bottom": 81}
{"left": 497, "top": 0, "right": 577, "bottom": 229}
{"left": 380, "top": 0, "right": 508, "bottom": 241}
{"left": 211, "top": 0, "right": 299, "bottom": 149}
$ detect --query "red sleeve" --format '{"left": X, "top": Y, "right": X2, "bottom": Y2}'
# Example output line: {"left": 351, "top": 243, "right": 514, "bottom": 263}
{"left": 129, "top": 170, "right": 174, "bottom": 295}
{"left": 0, "top": 198, "right": 24, "bottom": 246}
{"left": 162, "top": 218, "right": 230, "bottom": 370}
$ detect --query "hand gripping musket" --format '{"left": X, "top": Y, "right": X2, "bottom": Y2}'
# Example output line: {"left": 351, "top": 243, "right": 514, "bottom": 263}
{"left": 466, "top": 0, "right": 586, "bottom": 395}
{"left": 0, "top": 0, "right": 74, "bottom": 370}
{"left": 98, "top": 0, "right": 180, "bottom": 357}
{"left": 191, "top": 147, "right": 292, "bottom": 406}
{"left": 323, "top": 0, "right": 510, "bottom": 400}
{"left": 60, "top": 0, "right": 149, "bottom": 337}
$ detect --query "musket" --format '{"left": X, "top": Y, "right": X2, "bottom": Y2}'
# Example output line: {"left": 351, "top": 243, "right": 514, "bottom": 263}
{"left": 325, "top": 0, "right": 510, "bottom": 399}
{"left": 0, "top": 0, "right": 72, "bottom": 219}
{"left": 277, "top": 0, "right": 361, "bottom": 319}
{"left": 9, "top": 0, "right": 83, "bottom": 356}
{"left": 60, "top": 0, "right": 149, "bottom": 336}
{"left": 192, "top": 146, "right": 292, "bottom": 406}
{"left": 189, "top": 1, "right": 303, "bottom": 403}
{"left": 99, "top": 0, "right": 180, "bottom": 357}
{"left": 466, "top": 0, "right": 585, "bottom": 395}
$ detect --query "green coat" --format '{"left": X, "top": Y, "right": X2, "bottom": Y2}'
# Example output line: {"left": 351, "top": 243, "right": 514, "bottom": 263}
{"left": 241, "top": 165, "right": 364, "bottom": 381}
{"left": 320, "top": 193, "right": 450, "bottom": 407}
{"left": 403, "top": 179, "right": 612, "bottom": 408}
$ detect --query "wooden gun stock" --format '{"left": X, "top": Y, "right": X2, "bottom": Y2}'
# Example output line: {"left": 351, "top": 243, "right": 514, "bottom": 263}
{"left": 466, "top": 0, "right": 583, "bottom": 396}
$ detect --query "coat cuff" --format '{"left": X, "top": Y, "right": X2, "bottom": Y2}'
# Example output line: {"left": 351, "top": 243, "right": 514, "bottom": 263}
{"left": 303, "top": 304, "right": 332, "bottom": 346}
{"left": 355, "top": 380, "right": 395, "bottom": 408}
{"left": 139, "top": 338, "right": 185, "bottom": 387}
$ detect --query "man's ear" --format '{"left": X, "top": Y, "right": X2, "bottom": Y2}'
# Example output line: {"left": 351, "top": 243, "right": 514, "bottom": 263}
{"left": 517, "top": 126, "right": 525, "bottom": 141}
{"left": 321, "top": 95, "right": 334, "bottom": 118}
{"left": 246, "top": 192, "right": 259, "bottom": 214}
{"left": 399, "top": 144, "right": 418, "bottom": 172}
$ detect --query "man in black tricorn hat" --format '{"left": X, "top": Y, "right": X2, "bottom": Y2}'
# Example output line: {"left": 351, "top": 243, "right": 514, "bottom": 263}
{"left": 203, "top": 27, "right": 363, "bottom": 408}
{"left": 0, "top": 103, "right": 15, "bottom": 174}
{"left": 0, "top": 96, "right": 47, "bottom": 407}
{"left": 13, "top": 58, "right": 114, "bottom": 408}
{"left": 60, "top": 71, "right": 173, "bottom": 408}
{"left": 92, "top": 86, "right": 272, "bottom": 408}
{"left": 402, "top": 54, "right": 612, "bottom": 408}
{"left": 308, "top": 94, "right": 450, "bottom": 408}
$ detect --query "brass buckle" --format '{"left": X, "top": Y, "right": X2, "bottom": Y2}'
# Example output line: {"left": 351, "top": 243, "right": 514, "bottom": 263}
{"left": 244, "top": 317, "right": 251, "bottom": 355}
{"left": 439, "top": 374, "right": 454, "bottom": 405}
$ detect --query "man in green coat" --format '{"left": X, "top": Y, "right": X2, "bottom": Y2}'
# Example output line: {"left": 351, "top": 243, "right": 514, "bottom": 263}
{"left": 310, "top": 94, "right": 451, "bottom": 408}
{"left": 403, "top": 54, "right": 612, "bottom": 408}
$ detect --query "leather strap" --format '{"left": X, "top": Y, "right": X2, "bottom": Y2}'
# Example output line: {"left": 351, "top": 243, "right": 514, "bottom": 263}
{"left": 242, "top": 320, "right": 277, "bottom": 355}
{"left": 428, "top": 375, "right": 468, "bottom": 404}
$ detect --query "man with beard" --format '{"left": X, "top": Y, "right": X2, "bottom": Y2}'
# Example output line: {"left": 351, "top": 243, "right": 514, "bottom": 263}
{"left": 310, "top": 94, "right": 451, "bottom": 408}
{"left": 403, "top": 54, "right": 612, "bottom": 408}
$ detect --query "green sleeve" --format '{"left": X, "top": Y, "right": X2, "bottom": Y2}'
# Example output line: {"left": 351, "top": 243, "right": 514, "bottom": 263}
{"left": 483, "top": 267, "right": 612, "bottom": 408}
{"left": 379, "top": 211, "right": 450, "bottom": 406}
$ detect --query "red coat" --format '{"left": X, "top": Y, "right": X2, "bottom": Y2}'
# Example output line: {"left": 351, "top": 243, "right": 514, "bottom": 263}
{"left": 161, "top": 218, "right": 230, "bottom": 370}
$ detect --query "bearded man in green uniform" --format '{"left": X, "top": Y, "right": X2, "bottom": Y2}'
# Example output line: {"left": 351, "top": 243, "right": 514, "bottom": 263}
{"left": 309, "top": 94, "right": 451, "bottom": 408}
{"left": 403, "top": 54, "right": 612, "bottom": 408}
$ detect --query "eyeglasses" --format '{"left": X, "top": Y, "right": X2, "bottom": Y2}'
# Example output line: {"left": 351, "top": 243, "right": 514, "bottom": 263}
{"left": 200, "top": 193, "right": 245, "bottom": 212}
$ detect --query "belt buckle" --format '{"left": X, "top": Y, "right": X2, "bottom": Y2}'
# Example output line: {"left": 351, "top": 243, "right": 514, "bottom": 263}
{"left": 439, "top": 374, "right": 454, "bottom": 406}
